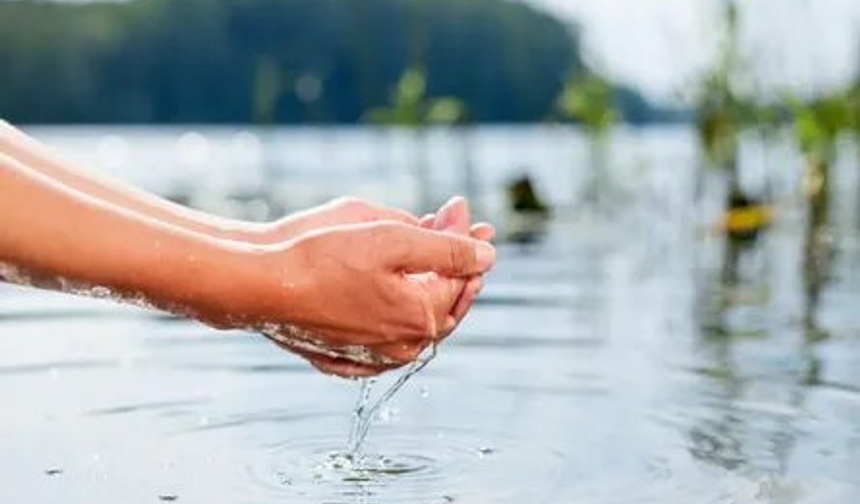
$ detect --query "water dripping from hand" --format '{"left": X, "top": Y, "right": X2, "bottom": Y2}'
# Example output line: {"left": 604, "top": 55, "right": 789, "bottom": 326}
{"left": 347, "top": 344, "right": 438, "bottom": 458}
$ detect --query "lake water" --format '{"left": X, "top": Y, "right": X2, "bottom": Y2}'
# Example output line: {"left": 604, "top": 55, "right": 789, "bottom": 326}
{"left": 1, "top": 126, "right": 859, "bottom": 503}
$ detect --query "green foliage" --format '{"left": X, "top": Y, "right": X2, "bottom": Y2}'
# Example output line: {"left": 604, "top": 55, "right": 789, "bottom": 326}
{"left": 367, "top": 68, "right": 465, "bottom": 127}
{"left": 556, "top": 73, "right": 619, "bottom": 137}
{"left": 848, "top": 85, "right": 860, "bottom": 137}
{"left": 0, "top": 0, "right": 593, "bottom": 124}
{"left": 693, "top": 0, "right": 746, "bottom": 168}
{"left": 695, "top": 79, "right": 746, "bottom": 167}
{"left": 253, "top": 56, "right": 283, "bottom": 125}
{"left": 787, "top": 93, "right": 852, "bottom": 161}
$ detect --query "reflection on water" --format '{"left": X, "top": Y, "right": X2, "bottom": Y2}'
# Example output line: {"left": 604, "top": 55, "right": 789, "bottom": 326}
{"left": 1, "top": 127, "right": 860, "bottom": 503}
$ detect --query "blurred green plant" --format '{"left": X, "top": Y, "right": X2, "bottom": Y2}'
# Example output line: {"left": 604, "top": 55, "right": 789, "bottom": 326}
{"left": 367, "top": 67, "right": 465, "bottom": 127}
{"left": 787, "top": 92, "right": 852, "bottom": 333}
{"left": 556, "top": 71, "right": 619, "bottom": 209}
{"left": 556, "top": 72, "right": 619, "bottom": 138}
{"left": 788, "top": 93, "right": 851, "bottom": 201}
{"left": 366, "top": 67, "right": 466, "bottom": 211}
{"left": 847, "top": 84, "right": 860, "bottom": 143}
{"left": 253, "top": 56, "right": 282, "bottom": 125}
{"left": 694, "top": 1, "right": 746, "bottom": 176}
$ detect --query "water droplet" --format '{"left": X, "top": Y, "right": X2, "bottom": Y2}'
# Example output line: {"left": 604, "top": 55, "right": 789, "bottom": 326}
{"left": 377, "top": 406, "right": 399, "bottom": 423}
{"left": 476, "top": 447, "right": 496, "bottom": 458}
{"left": 276, "top": 471, "right": 292, "bottom": 486}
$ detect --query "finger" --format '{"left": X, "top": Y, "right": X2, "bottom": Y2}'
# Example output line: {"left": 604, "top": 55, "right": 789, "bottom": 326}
{"left": 381, "top": 224, "right": 496, "bottom": 277}
{"left": 308, "top": 356, "right": 392, "bottom": 378}
{"left": 333, "top": 198, "right": 420, "bottom": 226}
{"left": 372, "top": 340, "right": 427, "bottom": 366}
{"left": 440, "top": 315, "right": 458, "bottom": 339}
{"left": 364, "top": 205, "right": 420, "bottom": 226}
{"left": 471, "top": 223, "right": 496, "bottom": 242}
{"left": 277, "top": 339, "right": 394, "bottom": 378}
{"left": 408, "top": 272, "right": 463, "bottom": 339}
{"left": 419, "top": 214, "right": 436, "bottom": 228}
{"left": 450, "top": 277, "right": 484, "bottom": 325}
{"left": 266, "top": 332, "right": 395, "bottom": 377}
{"left": 435, "top": 196, "right": 471, "bottom": 234}
{"left": 439, "top": 276, "right": 485, "bottom": 339}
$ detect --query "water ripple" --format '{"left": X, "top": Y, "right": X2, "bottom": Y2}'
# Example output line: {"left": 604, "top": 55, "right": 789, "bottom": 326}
{"left": 239, "top": 427, "right": 561, "bottom": 504}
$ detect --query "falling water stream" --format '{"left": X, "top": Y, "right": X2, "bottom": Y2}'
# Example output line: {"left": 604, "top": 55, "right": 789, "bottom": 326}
{"left": 346, "top": 345, "right": 438, "bottom": 457}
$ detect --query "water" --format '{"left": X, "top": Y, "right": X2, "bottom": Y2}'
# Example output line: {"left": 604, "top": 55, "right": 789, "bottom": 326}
{"left": 1, "top": 126, "right": 860, "bottom": 503}
{"left": 347, "top": 345, "right": 438, "bottom": 456}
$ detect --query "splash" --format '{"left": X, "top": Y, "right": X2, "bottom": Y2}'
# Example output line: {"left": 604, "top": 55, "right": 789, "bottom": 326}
{"left": 263, "top": 323, "right": 440, "bottom": 457}
{"left": 347, "top": 344, "right": 438, "bottom": 456}
{"left": 0, "top": 261, "right": 158, "bottom": 310}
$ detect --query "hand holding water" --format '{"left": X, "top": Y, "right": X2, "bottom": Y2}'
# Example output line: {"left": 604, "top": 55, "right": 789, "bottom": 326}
{"left": 0, "top": 123, "right": 496, "bottom": 379}
{"left": 252, "top": 212, "right": 495, "bottom": 377}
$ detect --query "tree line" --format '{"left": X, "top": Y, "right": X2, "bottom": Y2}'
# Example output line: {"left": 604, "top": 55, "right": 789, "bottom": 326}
{"left": 0, "top": 0, "right": 671, "bottom": 125}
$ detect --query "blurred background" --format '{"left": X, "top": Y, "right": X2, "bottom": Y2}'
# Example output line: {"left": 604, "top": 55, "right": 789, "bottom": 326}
{"left": 3, "top": 1, "right": 860, "bottom": 503}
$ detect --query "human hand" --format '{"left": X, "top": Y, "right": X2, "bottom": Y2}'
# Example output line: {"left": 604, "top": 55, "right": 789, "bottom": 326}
{"left": 417, "top": 197, "right": 495, "bottom": 339}
{"left": 249, "top": 197, "right": 420, "bottom": 243}
{"left": 300, "top": 197, "right": 495, "bottom": 377}
{"left": 254, "top": 196, "right": 495, "bottom": 377}
{"left": 204, "top": 221, "right": 496, "bottom": 377}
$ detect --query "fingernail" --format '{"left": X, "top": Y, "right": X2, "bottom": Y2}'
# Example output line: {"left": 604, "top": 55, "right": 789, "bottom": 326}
{"left": 476, "top": 242, "right": 496, "bottom": 271}
{"left": 443, "top": 315, "right": 457, "bottom": 334}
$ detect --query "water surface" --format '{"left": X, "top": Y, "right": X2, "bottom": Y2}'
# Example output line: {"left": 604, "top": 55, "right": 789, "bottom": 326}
{"left": 1, "top": 126, "right": 859, "bottom": 503}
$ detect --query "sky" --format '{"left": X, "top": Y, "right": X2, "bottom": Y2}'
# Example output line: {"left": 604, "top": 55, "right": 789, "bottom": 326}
{"left": 521, "top": 0, "right": 860, "bottom": 102}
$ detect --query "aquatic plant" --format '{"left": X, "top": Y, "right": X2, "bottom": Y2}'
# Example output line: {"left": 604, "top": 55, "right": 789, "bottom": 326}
{"left": 556, "top": 72, "right": 618, "bottom": 139}
{"left": 367, "top": 67, "right": 466, "bottom": 211}
{"left": 693, "top": 1, "right": 746, "bottom": 188}
{"left": 789, "top": 92, "right": 851, "bottom": 218}
{"left": 556, "top": 71, "right": 619, "bottom": 209}
{"left": 252, "top": 56, "right": 282, "bottom": 126}
{"left": 367, "top": 67, "right": 464, "bottom": 128}
{"left": 787, "top": 92, "right": 852, "bottom": 332}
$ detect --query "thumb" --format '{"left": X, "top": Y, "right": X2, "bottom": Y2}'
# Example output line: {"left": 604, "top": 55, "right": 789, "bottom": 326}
{"left": 380, "top": 224, "right": 496, "bottom": 277}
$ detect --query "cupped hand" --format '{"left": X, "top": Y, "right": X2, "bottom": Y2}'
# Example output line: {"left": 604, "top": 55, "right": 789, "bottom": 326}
{"left": 251, "top": 197, "right": 419, "bottom": 243}
{"left": 300, "top": 197, "right": 495, "bottom": 377}
{"left": 223, "top": 220, "right": 496, "bottom": 377}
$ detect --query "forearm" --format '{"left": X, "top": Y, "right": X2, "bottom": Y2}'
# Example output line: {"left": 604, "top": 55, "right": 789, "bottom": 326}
{"left": 0, "top": 152, "right": 258, "bottom": 320}
{"left": 0, "top": 120, "right": 270, "bottom": 244}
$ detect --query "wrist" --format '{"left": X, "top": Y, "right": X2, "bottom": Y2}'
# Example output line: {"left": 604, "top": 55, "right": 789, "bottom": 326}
{"left": 186, "top": 216, "right": 269, "bottom": 245}
{"left": 194, "top": 240, "right": 307, "bottom": 330}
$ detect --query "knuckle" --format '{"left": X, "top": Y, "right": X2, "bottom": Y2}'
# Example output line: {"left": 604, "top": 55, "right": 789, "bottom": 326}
{"left": 448, "top": 241, "right": 469, "bottom": 275}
